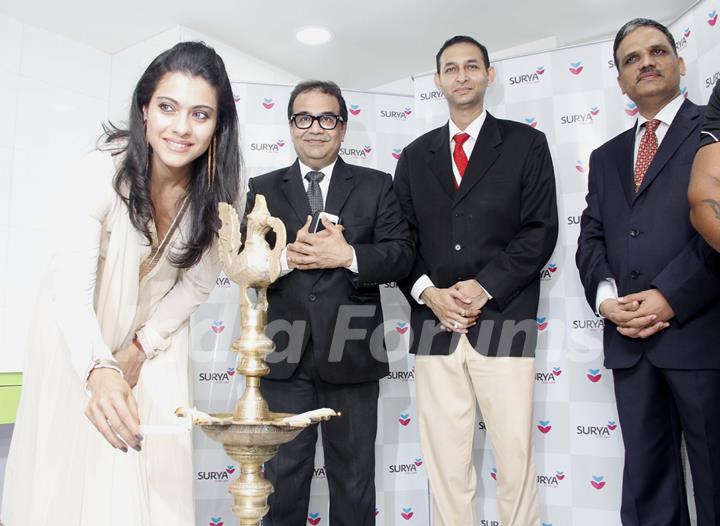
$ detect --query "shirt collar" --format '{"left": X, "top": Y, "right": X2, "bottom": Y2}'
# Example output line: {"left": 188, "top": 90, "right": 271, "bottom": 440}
{"left": 448, "top": 109, "right": 487, "bottom": 142}
{"left": 298, "top": 158, "right": 338, "bottom": 179}
{"left": 636, "top": 94, "right": 684, "bottom": 134}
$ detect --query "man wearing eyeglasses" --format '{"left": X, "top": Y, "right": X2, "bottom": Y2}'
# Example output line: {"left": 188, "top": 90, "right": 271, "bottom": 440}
{"left": 244, "top": 80, "right": 413, "bottom": 526}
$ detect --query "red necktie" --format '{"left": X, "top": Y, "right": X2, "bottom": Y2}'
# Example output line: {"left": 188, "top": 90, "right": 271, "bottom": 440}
{"left": 453, "top": 132, "right": 471, "bottom": 188}
{"left": 634, "top": 119, "right": 661, "bottom": 191}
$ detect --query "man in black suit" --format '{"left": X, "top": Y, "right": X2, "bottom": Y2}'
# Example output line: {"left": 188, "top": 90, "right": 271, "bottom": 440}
{"left": 245, "top": 80, "right": 413, "bottom": 526}
{"left": 576, "top": 19, "right": 720, "bottom": 525}
{"left": 394, "top": 36, "right": 557, "bottom": 525}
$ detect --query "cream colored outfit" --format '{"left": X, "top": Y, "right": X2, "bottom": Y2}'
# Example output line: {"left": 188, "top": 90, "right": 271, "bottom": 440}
{"left": 415, "top": 336, "right": 540, "bottom": 526}
{"left": 1, "top": 147, "right": 220, "bottom": 526}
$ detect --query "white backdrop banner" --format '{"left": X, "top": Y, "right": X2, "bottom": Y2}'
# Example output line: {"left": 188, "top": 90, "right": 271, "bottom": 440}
{"left": 191, "top": 2, "right": 720, "bottom": 524}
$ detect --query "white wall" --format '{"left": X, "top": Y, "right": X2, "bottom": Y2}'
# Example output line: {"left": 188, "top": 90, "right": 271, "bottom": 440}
{"left": 0, "top": 16, "right": 301, "bottom": 373}
{"left": 0, "top": 13, "right": 111, "bottom": 372}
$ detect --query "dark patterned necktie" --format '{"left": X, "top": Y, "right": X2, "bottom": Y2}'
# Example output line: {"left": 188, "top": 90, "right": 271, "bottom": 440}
{"left": 305, "top": 171, "right": 325, "bottom": 214}
{"left": 634, "top": 119, "right": 661, "bottom": 191}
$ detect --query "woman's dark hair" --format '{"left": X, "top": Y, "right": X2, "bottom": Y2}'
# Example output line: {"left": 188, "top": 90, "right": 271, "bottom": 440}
{"left": 104, "top": 41, "right": 241, "bottom": 268}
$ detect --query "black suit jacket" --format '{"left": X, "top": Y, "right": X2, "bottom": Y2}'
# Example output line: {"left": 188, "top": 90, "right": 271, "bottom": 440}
{"left": 576, "top": 99, "right": 720, "bottom": 370}
{"left": 245, "top": 157, "right": 414, "bottom": 383}
{"left": 394, "top": 113, "right": 558, "bottom": 357}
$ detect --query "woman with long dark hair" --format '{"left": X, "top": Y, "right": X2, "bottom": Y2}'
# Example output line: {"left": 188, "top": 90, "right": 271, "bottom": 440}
{"left": 2, "top": 41, "right": 241, "bottom": 525}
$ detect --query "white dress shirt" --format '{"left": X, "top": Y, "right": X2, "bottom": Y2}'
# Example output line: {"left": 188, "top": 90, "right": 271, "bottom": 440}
{"left": 280, "top": 158, "right": 359, "bottom": 274}
{"left": 595, "top": 94, "right": 685, "bottom": 314}
{"left": 410, "top": 111, "right": 493, "bottom": 304}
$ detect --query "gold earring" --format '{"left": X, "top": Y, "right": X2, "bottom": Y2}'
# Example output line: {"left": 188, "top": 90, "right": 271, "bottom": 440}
{"left": 208, "top": 136, "right": 217, "bottom": 189}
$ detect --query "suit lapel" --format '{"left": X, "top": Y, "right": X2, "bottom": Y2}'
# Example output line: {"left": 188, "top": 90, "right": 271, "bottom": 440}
{"left": 324, "top": 157, "right": 355, "bottom": 216}
{"left": 615, "top": 127, "right": 636, "bottom": 207}
{"left": 281, "top": 160, "right": 311, "bottom": 224}
{"left": 634, "top": 99, "right": 700, "bottom": 201}
{"left": 310, "top": 157, "right": 355, "bottom": 290}
{"left": 428, "top": 124, "right": 456, "bottom": 200}
{"left": 453, "top": 113, "right": 502, "bottom": 208}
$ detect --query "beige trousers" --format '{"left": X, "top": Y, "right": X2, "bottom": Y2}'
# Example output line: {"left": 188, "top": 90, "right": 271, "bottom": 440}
{"left": 415, "top": 335, "right": 540, "bottom": 526}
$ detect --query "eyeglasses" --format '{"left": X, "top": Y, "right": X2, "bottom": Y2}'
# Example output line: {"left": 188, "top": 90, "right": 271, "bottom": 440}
{"left": 290, "top": 113, "right": 344, "bottom": 130}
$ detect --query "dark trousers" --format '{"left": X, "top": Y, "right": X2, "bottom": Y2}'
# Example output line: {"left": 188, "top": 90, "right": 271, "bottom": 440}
{"left": 613, "top": 354, "right": 720, "bottom": 526}
{"left": 260, "top": 343, "right": 379, "bottom": 526}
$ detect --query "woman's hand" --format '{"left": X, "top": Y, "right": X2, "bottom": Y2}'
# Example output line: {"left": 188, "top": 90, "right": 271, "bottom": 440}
{"left": 85, "top": 368, "right": 143, "bottom": 451}
{"left": 113, "top": 343, "right": 146, "bottom": 388}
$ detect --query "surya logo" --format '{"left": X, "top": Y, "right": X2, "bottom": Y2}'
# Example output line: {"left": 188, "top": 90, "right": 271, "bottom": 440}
{"left": 525, "top": 116, "right": 538, "bottom": 128}
{"left": 537, "top": 470, "right": 565, "bottom": 487}
{"left": 536, "top": 317, "right": 548, "bottom": 331}
{"left": 625, "top": 102, "right": 639, "bottom": 116}
{"left": 197, "top": 466, "right": 236, "bottom": 481}
{"left": 233, "top": 94, "right": 241, "bottom": 103}
{"left": 567, "top": 215, "right": 581, "bottom": 225}
{"left": 508, "top": 66, "right": 545, "bottom": 85}
{"left": 540, "top": 262, "right": 558, "bottom": 280}
{"left": 395, "top": 322, "right": 410, "bottom": 334}
{"left": 536, "top": 367, "right": 561, "bottom": 384}
{"left": 307, "top": 512, "right": 322, "bottom": 525}
{"left": 590, "top": 475, "right": 606, "bottom": 490}
{"left": 387, "top": 367, "right": 415, "bottom": 382}
{"left": 560, "top": 107, "right": 599, "bottom": 125}
{"left": 419, "top": 89, "right": 445, "bottom": 101}
{"left": 401, "top": 507, "right": 414, "bottom": 520}
{"left": 209, "top": 517, "right": 224, "bottom": 526}
{"left": 313, "top": 465, "right": 327, "bottom": 479}
{"left": 349, "top": 104, "right": 362, "bottom": 116}
{"left": 380, "top": 108, "right": 413, "bottom": 120}
{"left": 198, "top": 370, "right": 233, "bottom": 383}
{"left": 216, "top": 276, "right": 231, "bottom": 288}
{"left": 340, "top": 145, "right": 372, "bottom": 159}
{"left": 490, "top": 467, "right": 497, "bottom": 480}
{"left": 572, "top": 318, "right": 604, "bottom": 330}
{"left": 575, "top": 160, "right": 586, "bottom": 173}
{"left": 398, "top": 413, "right": 412, "bottom": 426}
{"left": 537, "top": 419, "right": 552, "bottom": 434}
{"left": 392, "top": 148, "right": 403, "bottom": 160}
{"left": 681, "top": 86, "right": 688, "bottom": 99}
{"left": 709, "top": 9, "right": 718, "bottom": 26}
{"left": 249, "top": 139, "right": 285, "bottom": 152}
{"left": 586, "top": 368, "right": 603, "bottom": 383}
{"left": 676, "top": 28, "right": 691, "bottom": 50}
{"left": 227, "top": 367, "right": 236, "bottom": 377}
{"left": 705, "top": 71, "right": 720, "bottom": 88}
{"left": 576, "top": 420, "right": 618, "bottom": 437}
{"left": 388, "top": 458, "right": 423, "bottom": 474}
{"left": 375, "top": 508, "right": 380, "bottom": 517}
{"left": 261, "top": 97, "right": 275, "bottom": 110}
{"left": 211, "top": 320, "right": 225, "bottom": 334}
{"left": 569, "top": 61, "right": 584, "bottom": 75}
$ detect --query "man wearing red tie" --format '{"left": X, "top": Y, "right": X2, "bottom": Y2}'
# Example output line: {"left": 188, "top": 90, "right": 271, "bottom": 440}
{"left": 394, "top": 36, "right": 558, "bottom": 525}
{"left": 576, "top": 19, "right": 720, "bottom": 525}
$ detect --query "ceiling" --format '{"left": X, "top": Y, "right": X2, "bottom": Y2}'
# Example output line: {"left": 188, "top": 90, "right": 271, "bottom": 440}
{"left": 0, "top": 0, "right": 695, "bottom": 90}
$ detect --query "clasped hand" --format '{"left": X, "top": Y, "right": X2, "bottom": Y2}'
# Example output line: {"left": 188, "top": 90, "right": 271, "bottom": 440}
{"left": 85, "top": 343, "right": 145, "bottom": 451}
{"left": 599, "top": 288, "right": 674, "bottom": 339}
{"left": 286, "top": 215, "right": 354, "bottom": 270}
{"left": 421, "top": 279, "right": 489, "bottom": 333}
